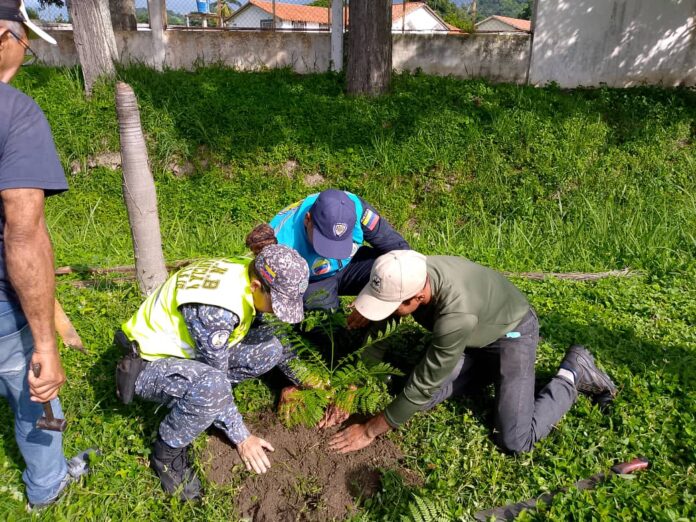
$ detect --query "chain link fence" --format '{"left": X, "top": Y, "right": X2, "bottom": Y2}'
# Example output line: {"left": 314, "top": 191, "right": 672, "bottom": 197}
{"left": 164, "top": 0, "right": 331, "bottom": 30}
{"left": 24, "top": 0, "right": 151, "bottom": 27}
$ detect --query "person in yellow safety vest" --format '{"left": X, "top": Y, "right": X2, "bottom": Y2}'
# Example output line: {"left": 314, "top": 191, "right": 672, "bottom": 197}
{"left": 116, "top": 245, "right": 309, "bottom": 501}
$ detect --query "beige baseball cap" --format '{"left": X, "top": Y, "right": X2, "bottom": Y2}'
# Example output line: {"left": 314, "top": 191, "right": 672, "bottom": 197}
{"left": 0, "top": 1, "right": 57, "bottom": 45}
{"left": 354, "top": 250, "right": 428, "bottom": 321}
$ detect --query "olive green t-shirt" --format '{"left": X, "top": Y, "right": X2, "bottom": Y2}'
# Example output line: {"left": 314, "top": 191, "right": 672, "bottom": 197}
{"left": 384, "top": 256, "right": 530, "bottom": 427}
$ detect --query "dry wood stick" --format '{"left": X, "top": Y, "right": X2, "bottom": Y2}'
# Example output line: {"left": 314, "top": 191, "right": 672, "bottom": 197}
{"left": 54, "top": 298, "right": 86, "bottom": 353}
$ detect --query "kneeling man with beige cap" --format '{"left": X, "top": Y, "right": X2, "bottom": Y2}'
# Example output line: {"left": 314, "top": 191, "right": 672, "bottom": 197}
{"left": 329, "top": 250, "right": 618, "bottom": 455}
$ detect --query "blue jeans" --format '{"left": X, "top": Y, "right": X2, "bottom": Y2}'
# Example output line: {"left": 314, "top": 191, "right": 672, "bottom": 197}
{"left": 0, "top": 301, "right": 67, "bottom": 504}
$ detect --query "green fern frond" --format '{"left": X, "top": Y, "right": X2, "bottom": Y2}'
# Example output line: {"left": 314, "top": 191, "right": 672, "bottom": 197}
{"left": 400, "top": 494, "right": 450, "bottom": 522}
{"left": 368, "top": 361, "right": 405, "bottom": 378}
{"left": 279, "top": 388, "right": 331, "bottom": 428}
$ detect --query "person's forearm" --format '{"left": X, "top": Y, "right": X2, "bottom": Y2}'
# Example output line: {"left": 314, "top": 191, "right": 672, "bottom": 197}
{"left": 366, "top": 412, "right": 392, "bottom": 438}
{"left": 5, "top": 219, "right": 57, "bottom": 353}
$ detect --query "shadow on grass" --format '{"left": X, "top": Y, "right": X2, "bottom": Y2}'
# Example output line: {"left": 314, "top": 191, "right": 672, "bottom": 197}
{"left": 85, "top": 338, "right": 164, "bottom": 446}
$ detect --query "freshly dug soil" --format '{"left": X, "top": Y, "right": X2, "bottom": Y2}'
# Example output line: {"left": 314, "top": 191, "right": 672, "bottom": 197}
{"left": 203, "top": 412, "right": 420, "bottom": 521}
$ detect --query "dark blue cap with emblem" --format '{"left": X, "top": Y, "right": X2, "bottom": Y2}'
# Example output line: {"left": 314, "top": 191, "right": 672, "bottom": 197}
{"left": 310, "top": 189, "right": 357, "bottom": 259}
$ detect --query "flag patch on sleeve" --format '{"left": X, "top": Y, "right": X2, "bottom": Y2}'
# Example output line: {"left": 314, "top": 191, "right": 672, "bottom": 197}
{"left": 361, "top": 209, "right": 380, "bottom": 231}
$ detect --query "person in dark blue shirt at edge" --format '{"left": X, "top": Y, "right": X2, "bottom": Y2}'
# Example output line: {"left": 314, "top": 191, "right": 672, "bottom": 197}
{"left": 246, "top": 189, "right": 410, "bottom": 312}
{"left": 0, "top": 0, "right": 80, "bottom": 509}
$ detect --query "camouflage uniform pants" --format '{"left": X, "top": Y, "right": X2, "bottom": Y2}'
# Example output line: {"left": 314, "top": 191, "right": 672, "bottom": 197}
{"left": 134, "top": 326, "right": 283, "bottom": 448}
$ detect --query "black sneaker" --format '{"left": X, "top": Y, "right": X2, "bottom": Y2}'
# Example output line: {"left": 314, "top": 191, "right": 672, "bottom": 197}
{"left": 151, "top": 437, "right": 202, "bottom": 501}
{"left": 560, "top": 345, "right": 618, "bottom": 400}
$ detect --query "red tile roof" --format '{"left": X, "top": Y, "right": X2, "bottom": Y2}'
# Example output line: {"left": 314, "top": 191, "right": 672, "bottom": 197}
{"left": 244, "top": 1, "right": 445, "bottom": 27}
{"left": 247, "top": 0, "right": 330, "bottom": 24}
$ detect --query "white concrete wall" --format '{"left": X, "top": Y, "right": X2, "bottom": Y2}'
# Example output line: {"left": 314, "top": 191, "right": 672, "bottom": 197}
{"left": 33, "top": 30, "right": 531, "bottom": 83}
{"left": 36, "top": 30, "right": 332, "bottom": 73}
{"left": 393, "top": 33, "right": 531, "bottom": 83}
{"left": 530, "top": 0, "right": 696, "bottom": 87}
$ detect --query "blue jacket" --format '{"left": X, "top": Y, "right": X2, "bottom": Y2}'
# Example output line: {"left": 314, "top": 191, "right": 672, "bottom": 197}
{"left": 270, "top": 192, "right": 409, "bottom": 281}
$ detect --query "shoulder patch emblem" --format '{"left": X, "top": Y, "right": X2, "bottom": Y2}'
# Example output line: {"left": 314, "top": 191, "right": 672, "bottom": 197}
{"left": 209, "top": 330, "right": 230, "bottom": 349}
{"left": 361, "top": 209, "right": 380, "bottom": 231}
{"left": 312, "top": 258, "right": 331, "bottom": 275}
{"left": 278, "top": 200, "right": 302, "bottom": 216}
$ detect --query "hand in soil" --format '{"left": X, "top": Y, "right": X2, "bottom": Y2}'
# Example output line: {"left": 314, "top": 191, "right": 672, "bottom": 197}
{"left": 317, "top": 403, "right": 350, "bottom": 429}
{"left": 329, "top": 412, "right": 392, "bottom": 454}
{"left": 278, "top": 385, "right": 303, "bottom": 425}
{"left": 237, "top": 435, "right": 275, "bottom": 474}
{"left": 346, "top": 308, "right": 370, "bottom": 329}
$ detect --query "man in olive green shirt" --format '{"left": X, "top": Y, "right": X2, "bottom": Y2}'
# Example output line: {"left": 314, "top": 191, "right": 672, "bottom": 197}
{"left": 329, "top": 250, "right": 618, "bottom": 454}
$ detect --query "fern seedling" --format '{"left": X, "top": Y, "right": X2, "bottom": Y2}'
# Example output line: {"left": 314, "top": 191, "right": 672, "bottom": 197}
{"left": 277, "top": 311, "right": 404, "bottom": 428}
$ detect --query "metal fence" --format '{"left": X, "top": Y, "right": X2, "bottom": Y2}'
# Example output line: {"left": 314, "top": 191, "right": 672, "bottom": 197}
{"left": 23, "top": 0, "right": 151, "bottom": 26}
{"left": 22, "top": 0, "right": 469, "bottom": 34}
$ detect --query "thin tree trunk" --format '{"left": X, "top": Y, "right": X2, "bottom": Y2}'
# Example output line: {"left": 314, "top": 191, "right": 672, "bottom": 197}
{"left": 115, "top": 82, "right": 167, "bottom": 296}
{"left": 346, "top": 0, "right": 391, "bottom": 96}
{"left": 68, "top": 0, "right": 118, "bottom": 94}
{"left": 109, "top": 0, "right": 137, "bottom": 30}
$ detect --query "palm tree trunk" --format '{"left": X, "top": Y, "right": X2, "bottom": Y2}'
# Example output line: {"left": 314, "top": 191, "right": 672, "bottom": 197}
{"left": 115, "top": 82, "right": 167, "bottom": 296}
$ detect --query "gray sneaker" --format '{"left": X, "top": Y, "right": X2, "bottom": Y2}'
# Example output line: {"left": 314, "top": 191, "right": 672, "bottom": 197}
{"left": 28, "top": 448, "right": 100, "bottom": 511}
{"left": 560, "top": 345, "right": 618, "bottom": 400}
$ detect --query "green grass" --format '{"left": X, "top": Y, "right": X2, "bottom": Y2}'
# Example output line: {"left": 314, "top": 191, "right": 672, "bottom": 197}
{"left": 0, "top": 65, "right": 694, "bottom": 520}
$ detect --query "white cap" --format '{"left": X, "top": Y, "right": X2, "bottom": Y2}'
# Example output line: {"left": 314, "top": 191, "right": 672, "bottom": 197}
{"left": 354, "top": 250, "right": 428, "bottom": 321}
{"left": 20, "top": 1, "right": 57, "bottom": 45}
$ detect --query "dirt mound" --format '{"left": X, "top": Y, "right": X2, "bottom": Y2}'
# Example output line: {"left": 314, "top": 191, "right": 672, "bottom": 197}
{"left": 203, "top": 412, "right": 420, "bottom": 521}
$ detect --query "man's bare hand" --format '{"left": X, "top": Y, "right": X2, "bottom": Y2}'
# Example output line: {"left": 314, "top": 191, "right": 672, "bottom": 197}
{"left": 237, "top": 435, "right": 275, "bottom": 474}
{"left": 329, "top": 412, "right": 392, "bottom": 454}
{"left": 28, "top": 350, "right": 65, "bottom": 402}
{"left": 278, "top": 384, "right": 300, "bottom": 420}
{"left": 347, "top": 309, "right": 370, "bottom": 330}
{"left": 317, "top": 403, "right": 350, "bottom": 429}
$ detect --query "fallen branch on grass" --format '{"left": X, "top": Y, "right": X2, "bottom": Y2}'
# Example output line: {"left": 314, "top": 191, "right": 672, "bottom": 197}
{"left": 56, "top": 262, "right": 640, "bottom": 288}
{"left": 502, "top": 267, "right": 638, "bottom": 281}
{"left": 55, "top": 259, "right": 193, "bottom": 276}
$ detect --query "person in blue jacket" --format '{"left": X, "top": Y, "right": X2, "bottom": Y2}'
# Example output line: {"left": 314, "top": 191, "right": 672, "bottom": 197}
{"left": 246, "top": 189, "right": 409, "bottom": 310}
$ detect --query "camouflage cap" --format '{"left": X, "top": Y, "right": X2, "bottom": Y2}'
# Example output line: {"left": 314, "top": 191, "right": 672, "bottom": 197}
{"left": 255, "top": 244, "right": 309, "bottom": 324}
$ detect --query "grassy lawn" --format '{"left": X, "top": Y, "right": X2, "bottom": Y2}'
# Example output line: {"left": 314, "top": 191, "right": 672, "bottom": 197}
{"left": 0, "top": 66, "right": 694, "bottom": 521}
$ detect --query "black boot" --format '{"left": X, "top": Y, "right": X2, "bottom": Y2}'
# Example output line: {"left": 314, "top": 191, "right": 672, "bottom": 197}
{"left": 560, "top": 345, "right": 618, "bottom": 402}
{"left": 151, "top": 436, "right": 202, "bottom": 501}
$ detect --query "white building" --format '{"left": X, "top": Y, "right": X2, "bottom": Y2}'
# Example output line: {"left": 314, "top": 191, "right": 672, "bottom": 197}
{"left": 227, "top": 1, "right": 462, "bottom": 33}
{"left": 475, "top": 15, "right": 531, "bottom": 33}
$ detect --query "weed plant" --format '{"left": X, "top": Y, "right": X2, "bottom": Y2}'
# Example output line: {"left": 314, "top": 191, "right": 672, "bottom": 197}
{"left": 0, "top": 66, "right": 693, "bottom": 520}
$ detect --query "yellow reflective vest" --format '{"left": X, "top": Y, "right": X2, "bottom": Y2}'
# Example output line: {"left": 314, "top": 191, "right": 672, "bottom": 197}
{"left": 121, "top": 258, "right": 256, "bottom": 361}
